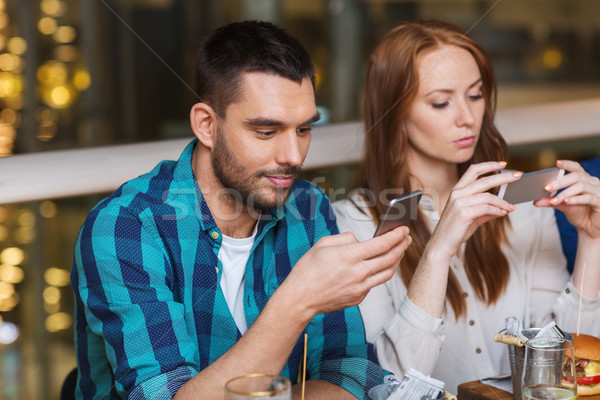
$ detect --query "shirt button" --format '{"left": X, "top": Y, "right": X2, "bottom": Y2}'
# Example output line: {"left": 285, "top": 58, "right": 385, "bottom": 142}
{"left": 211, "top": 231, "right": 220, "bottom": 240}
{"left": 215, "top": 267, "right": 219, "bottom": 274}
{"left": 476, "top": 348, "right": 482, "bottom": 354}
{"left": 565, "top": 288, "right": 570, "bottom": 294}
{"left": 469, "top": 320, "right": 475, "bottom": 326}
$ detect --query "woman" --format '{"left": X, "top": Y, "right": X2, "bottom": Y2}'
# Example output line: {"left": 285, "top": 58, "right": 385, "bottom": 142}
{"left": 333, "top": 20, "right": 600, "bottom": 392}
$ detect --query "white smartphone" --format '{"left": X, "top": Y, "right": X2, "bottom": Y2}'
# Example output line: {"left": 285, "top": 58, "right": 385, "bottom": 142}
{"left": 373, "top": 190, "right": 423, "bottom": 237}
{"left": 497, "top": 167, "right": 565, "bottom": 204}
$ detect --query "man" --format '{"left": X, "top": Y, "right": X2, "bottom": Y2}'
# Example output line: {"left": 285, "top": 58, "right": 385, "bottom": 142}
{"left": 72, "top": 21, "right": 411, "bottom": 399}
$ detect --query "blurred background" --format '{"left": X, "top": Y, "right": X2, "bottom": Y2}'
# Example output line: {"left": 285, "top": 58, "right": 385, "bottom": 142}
{"left": 0, "top": 0, "right": 598, "bottom": 398}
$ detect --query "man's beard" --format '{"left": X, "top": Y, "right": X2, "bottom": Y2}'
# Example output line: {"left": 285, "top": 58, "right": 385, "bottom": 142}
{"left": 212, "top": 128, "right": 301, "bottom": 212}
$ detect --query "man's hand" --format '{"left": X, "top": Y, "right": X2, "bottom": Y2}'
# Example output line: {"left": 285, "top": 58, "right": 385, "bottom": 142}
{"left": 279, "top": 226, "right": 411, "bottom": 320}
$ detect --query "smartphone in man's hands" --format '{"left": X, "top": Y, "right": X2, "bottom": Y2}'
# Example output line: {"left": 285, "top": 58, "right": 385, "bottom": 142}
{"left": 373, "top": 190, "right": 423, "bottom": 237}
{"left": 497, "top": 167, "right": 565, "bottom": 204}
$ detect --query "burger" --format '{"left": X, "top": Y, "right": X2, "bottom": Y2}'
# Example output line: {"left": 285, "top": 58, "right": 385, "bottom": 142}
{"left": 563, "top": 333, "right": 600, "bottom": 396}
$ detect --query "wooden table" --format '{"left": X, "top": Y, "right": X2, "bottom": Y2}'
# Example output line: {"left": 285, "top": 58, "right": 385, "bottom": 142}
{"left": 457, "top": 380, "right": 600, "bottom": 399}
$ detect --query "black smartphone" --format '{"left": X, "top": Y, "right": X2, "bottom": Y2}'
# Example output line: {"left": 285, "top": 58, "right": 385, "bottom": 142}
{"left": 373, "top": 190, "right": 423, "bottom": 237}
{"left": 497, "top": 167, "right": 565, "bottom": 204}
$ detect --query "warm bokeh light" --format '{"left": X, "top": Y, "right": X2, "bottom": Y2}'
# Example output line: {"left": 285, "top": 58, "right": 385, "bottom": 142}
{"left": 0, "top": 265, "right": 24, "bottom": 284}
{"left": 0, "top": 34, "right": 6, "bottom": 51}
{"left": 7, "top": 37, "right": 27, "bottom": 55}
{"left": 49, "top": 85, "right": 73, "bottom": 108}
{"left": 0, "top": 12, "right": 8, "bottom": 30}
{"left": 41, "top": 0, "right": 65, "bottom": 17}
{"left": 43, "top": 286, "right": 61, "bottom": 304}
{"left": 5, "top": 95, "right": 23, "bottom": 110}
{"left": 0, "top": 71, "right": 23, "bottom": 96}
{"left": 73, "top": 69, "right": 91, "bottom": 90}
{"left": 543, "top": 47, "right": 562, "bottom": 69}
{"left": 0, "top": 281, "right": 15, "bottom": 300}
{"left": 37, "top": 120, "right": 57, "bottom": 141}
{"left": 44, "top": 302, "right": 60, "bottom": 314}
{"left": 55, "top": 44, "right": 78, "bottom": 62}
{"left": 0, "top": 224, "right": 7, "bottom": 241}
{"left": 45, "top": 312, "right": 72, "bottom": 332}
{"left": 17, "top": 210, "right": 35, "bottom": 228}
{"left": 15, "top": 227, "right": 35, "bottom": 244}
{"left": 44, "top": 268, "right": 70, "bottom": 287}
{"left": 53, "top": 26, "right": 76, "bottom": 44}
{"left": 38, "top": 16, "right": 57, "bottom": 35}
{"left": 1, "top": 108, "right": 20, "bottom": 126}
{"left": 37, "top": 61, "right": 68, "bottom": 84}
{"left": 39, "top": 200, "right": 58, "bottom": 219}
{"left": 35, "top": 107, "right": 57, "bottom": 122}
{"left": 0, "top": 247, "right": 25, "bottom": 266}
{"left": 0, "top": 53, "right": 20, "bottom": 72}
{"left": 0, "top": 206, "right": 6, "bottom": 222}
{"left": 0, "top": 123, "right": 16, "bottom": 140}
{"left": 0, "top": 293, "right": 19, "bottom": 312}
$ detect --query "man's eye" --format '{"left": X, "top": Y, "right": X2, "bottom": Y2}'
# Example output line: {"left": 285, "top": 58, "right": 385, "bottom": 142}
{"left": 256, "top": 130, "right": 276, "bottom": 137}
{"left": 297, "top": 127, "right": 312, "bottom": 135}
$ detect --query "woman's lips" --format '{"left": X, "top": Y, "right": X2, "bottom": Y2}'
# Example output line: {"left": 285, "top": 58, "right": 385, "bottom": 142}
{"left": 454, "top": 136, "right": 475, "bottom": 148}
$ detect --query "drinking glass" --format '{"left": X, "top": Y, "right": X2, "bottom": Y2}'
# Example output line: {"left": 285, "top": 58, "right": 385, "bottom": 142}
{"left": 224, "top": 374, "right": 291, "bottom": 400}
{"left": 521, "top": 337, "right": 577, "bottom": 400}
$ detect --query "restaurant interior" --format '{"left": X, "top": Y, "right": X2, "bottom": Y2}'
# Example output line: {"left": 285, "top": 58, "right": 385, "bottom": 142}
{"left": 0, "top": 0, "right": 599, "bottom": 399}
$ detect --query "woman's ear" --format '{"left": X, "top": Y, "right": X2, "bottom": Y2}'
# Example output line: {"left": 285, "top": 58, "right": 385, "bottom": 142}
{"left": 190, "top": 103, "right": 217, "bottom": 149}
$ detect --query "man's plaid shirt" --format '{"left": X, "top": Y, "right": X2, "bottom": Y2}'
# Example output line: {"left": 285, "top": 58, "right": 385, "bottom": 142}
{"left": 72, "top": 139, "right": 385, "bottom": 399}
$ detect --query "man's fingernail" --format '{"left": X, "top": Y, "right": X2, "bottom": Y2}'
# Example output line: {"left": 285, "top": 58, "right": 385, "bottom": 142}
{"left": 499, "top": 161, "right": 507, "bottom": 166}
{"left": 544, "top": 184, "right": 553, "bottom": 191}
{"left": 512, "top": 172, "right": 522, "bottom": 178}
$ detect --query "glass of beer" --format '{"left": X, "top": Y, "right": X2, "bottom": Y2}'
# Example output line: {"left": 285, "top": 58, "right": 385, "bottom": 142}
{"left": 521, "top": 337, "right": 577, "bottom": 400}
{"left": 224, "top": 374, "right": 291, "bottom": 400}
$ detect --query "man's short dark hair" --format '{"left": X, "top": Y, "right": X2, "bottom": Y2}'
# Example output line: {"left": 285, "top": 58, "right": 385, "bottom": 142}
{"left": 195, "top": 20, "right": 316, "bottom": 118}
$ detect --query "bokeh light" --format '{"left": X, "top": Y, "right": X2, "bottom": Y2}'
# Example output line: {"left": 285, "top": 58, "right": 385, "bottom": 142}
{"left": 45, "top": 312, "right": 72, "bottom": 332}
{"left": 0, "top": 265, "right": 24, "bottom": 284}
{"left": 44, "top": 267, "right": 70, "bottom": 287}
{"left": 53, "top": 26, "right": 76, "bottom": 44}
{"left": 43, "top": 286, "right": 61, "bottom": 304}
{"left": 543, "top": 48, "right": 562, "bottom": 69}
{"left": 73, "top": 69, "right": 91, "bottom": 90}
{"left": 0, "top": 247, "right": 25, "bottom": 266}
{"left": 39, "top": 200, "right": 57, "bottom": 218}
{"left": 41, "top": 0, "right": 66, "bottom": 17}
{"left": 7, "top": 37, "right": 27, "bottom": 55}
{"left": 38, "top": 16, "right": 57, "bottom": 35}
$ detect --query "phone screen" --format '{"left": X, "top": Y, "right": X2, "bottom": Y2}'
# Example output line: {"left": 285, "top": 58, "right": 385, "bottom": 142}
{"left": 373, "top": 190, "right": 423, "bottom": 237}
{"left": 498, "top": 167, "right": 564, "bottom": 204}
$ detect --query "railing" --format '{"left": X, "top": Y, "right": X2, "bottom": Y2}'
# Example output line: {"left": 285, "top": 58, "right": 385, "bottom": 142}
{"left": 1, "top": 97, "right": 599, "bottom": 205}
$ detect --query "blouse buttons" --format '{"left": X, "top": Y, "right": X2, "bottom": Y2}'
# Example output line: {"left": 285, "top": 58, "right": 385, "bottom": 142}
{"left": 476, "top": 348, "right": 482, "bottom": 354}
{"left": 463, "top": 292, "right": 468, "bottom": 298}
{"left": 565, "top": 288, "right": 570, "bottom": 294}
{"left": 211, "top": 231, "right": 220, "bottom": 240}
{"left": 469, "top": 320, "right": 475, "bottom": 326}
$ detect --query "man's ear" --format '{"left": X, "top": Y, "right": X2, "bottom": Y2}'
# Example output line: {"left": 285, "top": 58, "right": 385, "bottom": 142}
{"left": 190, "top": 103, "right": 218, "bottom": 149}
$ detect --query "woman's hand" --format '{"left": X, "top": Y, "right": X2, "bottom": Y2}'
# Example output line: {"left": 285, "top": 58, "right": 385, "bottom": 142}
{"left": 428, "top": 161, "right": 521, "bottom": 261}
{"left": 535, "top": 160, "right": 600, "bottom": 240}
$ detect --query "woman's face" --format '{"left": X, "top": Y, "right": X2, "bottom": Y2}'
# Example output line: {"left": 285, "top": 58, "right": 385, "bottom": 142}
{"left": 405, "top": 44, "right": 485, "bottom": 169}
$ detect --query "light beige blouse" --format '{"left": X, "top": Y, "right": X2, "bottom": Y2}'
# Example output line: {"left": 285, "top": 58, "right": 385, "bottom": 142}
{"left": 333, "top": 193, "right": 600, "bottom": 393}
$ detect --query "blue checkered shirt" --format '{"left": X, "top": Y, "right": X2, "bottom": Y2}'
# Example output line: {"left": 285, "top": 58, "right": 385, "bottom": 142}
{"left": 72, "top": 139, "right": 385, "bottom": 399}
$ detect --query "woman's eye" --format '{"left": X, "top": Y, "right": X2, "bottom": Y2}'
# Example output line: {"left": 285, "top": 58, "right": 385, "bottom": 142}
{"left": 432, "top": 102, "right": 449, "bottom": 109}
{"left": 469, "top": 93, "right": 484, "bottom": 101}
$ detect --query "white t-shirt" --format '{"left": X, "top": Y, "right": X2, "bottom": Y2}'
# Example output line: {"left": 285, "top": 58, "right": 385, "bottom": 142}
{"left": 218, "top": 228, "right": 256, "bottom": 335}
